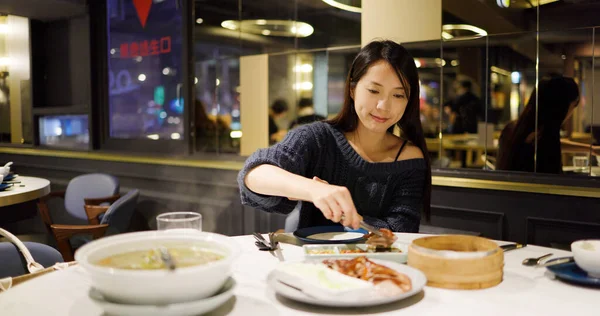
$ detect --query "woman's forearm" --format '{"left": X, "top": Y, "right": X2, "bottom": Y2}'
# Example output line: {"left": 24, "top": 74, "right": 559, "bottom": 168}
{"left": 561, "top": 139, "right": 593, "bottom": 153}
{"left": 244, "top": 164, "right": 316, "bottom": 202}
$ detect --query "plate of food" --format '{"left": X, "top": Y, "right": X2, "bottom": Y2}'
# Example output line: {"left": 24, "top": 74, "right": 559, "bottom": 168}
{"left": 268, "top": 256, "right": 426, "bottom": 307}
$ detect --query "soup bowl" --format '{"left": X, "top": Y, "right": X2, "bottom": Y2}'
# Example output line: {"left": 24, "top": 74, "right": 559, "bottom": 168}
{"left": 75, "top": 230, "right": 240, "bottom": 305}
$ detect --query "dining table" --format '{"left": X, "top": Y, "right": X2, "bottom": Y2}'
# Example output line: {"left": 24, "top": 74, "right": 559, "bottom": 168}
{"left": 0, "top": 233, "right": 596, "bottom": 316}
{"left": 0, "top": 176, "right": 51, "bottom": 208}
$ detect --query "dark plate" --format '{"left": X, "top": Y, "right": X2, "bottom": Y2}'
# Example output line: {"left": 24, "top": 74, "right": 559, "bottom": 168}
{"left": 0, "top": 183, "right": 13, "bottom": 191}
{"left": 547, "top": 262, "right": 600, "bottom": 287}
{"left": 293, "top": 226, "right": 368, "bottom": 244}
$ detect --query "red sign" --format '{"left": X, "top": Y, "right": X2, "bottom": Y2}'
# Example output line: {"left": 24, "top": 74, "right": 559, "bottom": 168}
{"left": 133, "top": 0, "right": 152, "bottom": 28}
{"left": 120, "top": 36, "right": 172, "bottom": 58}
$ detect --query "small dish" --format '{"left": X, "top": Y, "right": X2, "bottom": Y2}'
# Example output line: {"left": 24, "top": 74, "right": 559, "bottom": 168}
{"left": 546, "top": 262, "right": 600, "bottom": 287}
{"left": 294, "top": 226, "right": 367, "bottom": 244}
{"left": 88, "top": 277, "right": 236, "bottom": 316}
{"left": 303, "top": 242, "right": 409, "bottom": 263}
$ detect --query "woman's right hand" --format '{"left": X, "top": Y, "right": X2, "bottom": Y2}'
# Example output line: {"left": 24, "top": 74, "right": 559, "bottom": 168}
{"left": 308, "top": 177, "right": 362, "bottom": 229}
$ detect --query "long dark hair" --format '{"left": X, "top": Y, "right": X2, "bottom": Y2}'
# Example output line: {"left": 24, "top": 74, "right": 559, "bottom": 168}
{"left": 497, "top": 76, "right": 579, "bottom": 172}
{"left": 328, "top": 40, "right": 431, "bottom": 221}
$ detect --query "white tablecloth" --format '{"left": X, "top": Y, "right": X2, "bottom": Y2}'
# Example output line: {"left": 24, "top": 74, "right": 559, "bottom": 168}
{"left": 0, "top": 176, "right": 50, "bottom": 207}
{"left": 0, "top": 234, "right": 596, "bottom": 316}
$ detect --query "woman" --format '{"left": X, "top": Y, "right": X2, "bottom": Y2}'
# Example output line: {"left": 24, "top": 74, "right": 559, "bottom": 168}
{"left": 238, "top": 40, "right": 431, "bottom": 232}
{"left": 497, "top": 76, "right": 598, "bottom": 173}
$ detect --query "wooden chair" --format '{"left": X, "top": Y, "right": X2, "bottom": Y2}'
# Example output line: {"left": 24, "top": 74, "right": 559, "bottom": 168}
{"left": 50, "top": 190, "right": 139, "bottom": 261}
{"left": 37, "top": 174, "right": 120, "bottom": 260}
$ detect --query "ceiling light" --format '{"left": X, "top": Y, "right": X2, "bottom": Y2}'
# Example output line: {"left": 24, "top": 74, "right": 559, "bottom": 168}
{"left": 196, "top": 18, "right": 203, "bottom": 24}
{"left": 322, "top": 0, "right": 362, "bottom": 13}
{"left": 147, "top": 134, "right": 159, "bottom": 140}
{"left": 442, "top": 24, "right": 487, "bottom": 41}
{"left": 293, "top": 82, "right": 313, "bottom": 91}
{"left": 138, "top": 74, "right": 147, "bottom": 82}
{"left": 293, "top": 64, "right": 313, "bottom": 73}
{"left": 170, "top": 133, "right": 181, "bottom": 140}
{"left": 221, "top": 20, "right": 314, "bottom": 37}
{"left": 441, "top": 32, "right": 454, "bottom": 40}
{"left": 0, "top": 57, "right": 11, "bottom": 66}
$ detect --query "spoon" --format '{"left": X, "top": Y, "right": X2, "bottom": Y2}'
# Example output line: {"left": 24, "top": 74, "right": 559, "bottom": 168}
{"left": 158, "top": 247, "right": 176, "bottom": 271}
{"left": 522, "top": 253, "right": 553, "bottom": 266}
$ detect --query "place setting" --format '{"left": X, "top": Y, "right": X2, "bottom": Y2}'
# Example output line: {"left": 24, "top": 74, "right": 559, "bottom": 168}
{"left": 542, "top": 240, "right": 600, "bottom": 287}
{"left": 74, "top": 211, "right": 242, "bottom": 316}
{"left": 0, "top": 162, "right": 15, "bottom": 191}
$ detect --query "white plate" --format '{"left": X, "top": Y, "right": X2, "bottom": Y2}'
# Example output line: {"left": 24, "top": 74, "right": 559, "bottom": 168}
{"left": 88, "top": 277, "right": 236, "bottom": 316}
{"left": 303, "top": 242, "right": 409, "bottom": 263}
{"left": 268, "top": 260, "right": 426, "bottom": 307}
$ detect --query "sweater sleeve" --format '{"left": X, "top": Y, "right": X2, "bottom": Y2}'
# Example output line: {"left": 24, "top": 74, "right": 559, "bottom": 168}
{"left": 362, "top": 168, "right": 425, "bottom": 232}
{"left": 237, "top": 124, "right": 321, "bottom": 214}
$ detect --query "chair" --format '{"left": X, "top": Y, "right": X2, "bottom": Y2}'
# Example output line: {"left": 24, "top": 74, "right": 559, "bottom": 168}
{"left": 0, "top": 242, "right": 64, "bottom": 278}
{"left": 37, "top": 173, "right": 120, "bottom": 250}
{"left": 50, "top": 189, "right": 139, "bottom": 261}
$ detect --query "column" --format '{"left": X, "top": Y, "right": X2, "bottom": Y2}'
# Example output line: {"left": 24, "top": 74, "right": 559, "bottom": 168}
{"left": 362, "top": 0, "right": 442, "bottom": 46}
{"left": 240, "top": 54, "right": 269, "bottom": 156}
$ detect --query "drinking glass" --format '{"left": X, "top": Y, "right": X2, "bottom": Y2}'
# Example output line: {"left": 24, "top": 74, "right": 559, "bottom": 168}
{"left": 156, "top": 212, "right": 202, "bottom": 231}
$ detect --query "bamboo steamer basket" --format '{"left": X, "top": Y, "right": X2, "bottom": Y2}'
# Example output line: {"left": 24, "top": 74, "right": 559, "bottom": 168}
{"left": 407, "top": 235, "right": 503, "bottom": 290}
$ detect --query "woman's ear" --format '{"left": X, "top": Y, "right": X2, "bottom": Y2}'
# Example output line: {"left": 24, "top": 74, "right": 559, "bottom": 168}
{"left": 350, "top": 87, "right": 355, "bottom": 100}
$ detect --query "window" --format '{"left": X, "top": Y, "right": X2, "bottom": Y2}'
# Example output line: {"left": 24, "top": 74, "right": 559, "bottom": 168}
{"left": 107, "top": 0, "right": 184, "bottom": 141}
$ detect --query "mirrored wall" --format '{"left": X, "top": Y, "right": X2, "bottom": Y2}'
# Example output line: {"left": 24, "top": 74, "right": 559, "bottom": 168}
{"left": 194, "top": 0, "right": 599, "bottom": 178}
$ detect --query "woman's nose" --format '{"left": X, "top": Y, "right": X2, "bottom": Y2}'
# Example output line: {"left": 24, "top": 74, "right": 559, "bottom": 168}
{"left": 377, "top": 98, "right": 391, "bottom": 110}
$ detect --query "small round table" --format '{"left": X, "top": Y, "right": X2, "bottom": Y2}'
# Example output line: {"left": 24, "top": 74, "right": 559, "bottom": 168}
{"left": 0, "top": 176, "right": 51, "bottom": 207}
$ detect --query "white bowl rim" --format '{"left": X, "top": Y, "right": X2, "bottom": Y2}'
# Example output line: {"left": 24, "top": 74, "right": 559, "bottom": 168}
{"left": 571, "top": 239, "right": 600, "bottom": 252}
{"left": 75, "top": 230, "right": 240, "bottom": 276}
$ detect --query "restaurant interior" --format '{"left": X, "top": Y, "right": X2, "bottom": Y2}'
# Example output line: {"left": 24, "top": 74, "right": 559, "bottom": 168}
{"left": 0, "top": 0, "right": 598, "bottom": 314}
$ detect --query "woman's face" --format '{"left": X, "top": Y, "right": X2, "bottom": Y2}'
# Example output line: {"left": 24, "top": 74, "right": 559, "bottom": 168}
{"left": 351, "top": 60, "right": 409, "bottom": 134}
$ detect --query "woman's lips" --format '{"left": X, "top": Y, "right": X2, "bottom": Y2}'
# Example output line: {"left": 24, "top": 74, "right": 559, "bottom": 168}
{"left": 370, "top": 114, "right": 389, "bottom": 123}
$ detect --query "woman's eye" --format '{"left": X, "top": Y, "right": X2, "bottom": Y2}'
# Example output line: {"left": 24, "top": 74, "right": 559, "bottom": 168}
{"left": 394, "top": 94, "right": 406, "bottom": 99}
{"left": 368, "top": 89, "right": 379, "bottom": 94}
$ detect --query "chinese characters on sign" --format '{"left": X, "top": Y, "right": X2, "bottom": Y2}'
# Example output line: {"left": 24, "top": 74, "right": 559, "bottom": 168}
{"left": 120, "top": 36, "right": 172, "bottom": 58}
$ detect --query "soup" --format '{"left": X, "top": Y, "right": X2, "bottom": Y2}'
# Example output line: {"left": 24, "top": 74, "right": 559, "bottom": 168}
{"left": 95, "top": 247, "right": 223, "bottom": 270}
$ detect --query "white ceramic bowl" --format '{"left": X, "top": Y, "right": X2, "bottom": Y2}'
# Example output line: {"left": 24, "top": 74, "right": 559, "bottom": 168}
{"left": 571, "top": 240, "right": 600, "bottom": 278}
{"left": 75, "top": 230, "right": 240, "bottom": 305}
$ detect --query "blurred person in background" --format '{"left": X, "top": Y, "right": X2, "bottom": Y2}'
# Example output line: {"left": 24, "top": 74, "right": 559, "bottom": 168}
{"left": 289, "top": 98, "right": 326, "bottom": 129}
{"left": 269, "top": 99, "right": 289, "bottom": 144}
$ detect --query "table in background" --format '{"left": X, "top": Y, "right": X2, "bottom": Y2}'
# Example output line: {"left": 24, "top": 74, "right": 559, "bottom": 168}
{"left": 0, "top": 176, "right": 51, "bottom": 208}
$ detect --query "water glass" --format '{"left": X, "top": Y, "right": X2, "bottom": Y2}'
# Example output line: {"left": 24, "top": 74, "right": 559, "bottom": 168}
{"left": 573, "top": 156, "right": 589, "bottom": 172}
{"left": 156, "top": 212, "right": 202, "bottom": 231}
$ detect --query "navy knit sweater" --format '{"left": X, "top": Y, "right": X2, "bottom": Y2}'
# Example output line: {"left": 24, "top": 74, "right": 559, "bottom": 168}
{"left": 238, "top": 122, "right": 427, "bottom": 232}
